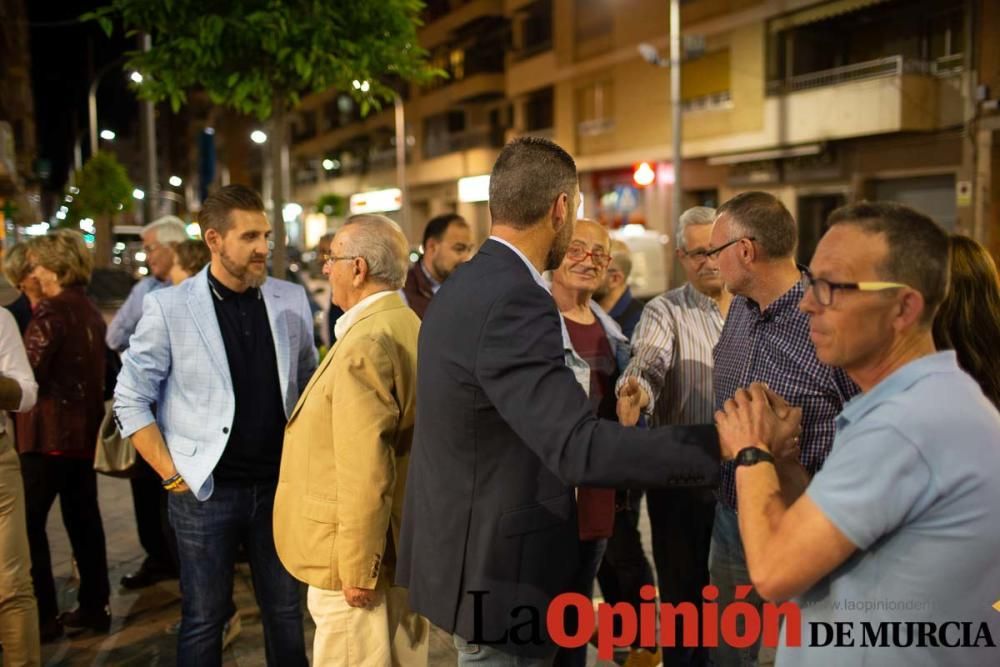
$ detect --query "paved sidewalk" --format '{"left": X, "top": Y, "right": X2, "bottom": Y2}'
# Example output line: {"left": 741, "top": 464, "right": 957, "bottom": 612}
{"left": 32, "top": 474, "right": 460, "bottom": 666}
{"left": 32, "top": 474, "right": 624, "bottom": 665}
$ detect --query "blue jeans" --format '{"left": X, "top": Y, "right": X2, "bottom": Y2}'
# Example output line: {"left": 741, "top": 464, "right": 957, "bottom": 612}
{"left": 454, "top": 634, "right": 554, "bottom": 666}
{"left": 708, "top": 503, "right": 766, "bottom": 667}
{"left": 168, "top": 481, "right": 306, "bottom": 667}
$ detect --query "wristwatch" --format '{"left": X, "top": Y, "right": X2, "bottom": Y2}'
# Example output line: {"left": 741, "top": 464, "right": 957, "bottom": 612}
{"left": 734, "top": 446, "right": 775, "bottom": 468}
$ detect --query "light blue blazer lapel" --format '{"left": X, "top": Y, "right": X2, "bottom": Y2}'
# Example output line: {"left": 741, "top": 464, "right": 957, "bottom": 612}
{"left": 186, "top": 267, "right": 233, "bottom": 387}
{"left": 261, "top": 279, "right": 292, "bottom": 413}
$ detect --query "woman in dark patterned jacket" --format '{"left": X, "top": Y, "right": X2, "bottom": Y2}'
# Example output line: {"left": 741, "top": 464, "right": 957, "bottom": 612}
{"left": 17, "top": 230, "right": 110, "bottom": 640}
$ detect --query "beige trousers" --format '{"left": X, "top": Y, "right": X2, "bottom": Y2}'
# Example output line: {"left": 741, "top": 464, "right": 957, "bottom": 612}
{"left": 0, "top": 432, "right": 40, "bottom": 667}
{"left": 307, "top": 581, "right": 429, "bottom": 667}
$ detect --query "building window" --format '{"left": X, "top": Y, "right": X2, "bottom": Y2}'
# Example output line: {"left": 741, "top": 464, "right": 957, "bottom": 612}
{"left": 524, "top": 87, "right": 554, "bottom": 132}
{"left": 450, "top": 48, "right": 466, "bottom": 81}
{"left": 423, "top": 110, "right": 467, "bottom": 159}
{"left": 576, "top": 79, "right": 614, "bottom": 136}
{"left": 576, "top": 0, "right": 613, "bottom": 43}
{"left": 516, "top": 0, "right": 553, "bottom": 59}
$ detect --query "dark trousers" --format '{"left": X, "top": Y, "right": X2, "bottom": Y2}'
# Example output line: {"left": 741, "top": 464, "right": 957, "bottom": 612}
{"left": 553, "top": 538, "right": 607, "bottom": 667}
{"left": 646, "top": 488, "right": 716, "bottom": 667}
{"left": 19, "top": 453, "right": 110, "bottom": 622}
{"left": 168, "top": 480, "right": 306, "bottom": 667}
{"left": 129, "top": 456, "right": 178, "bottom": 572}
{"left": 596, "top": 489, "right": 656, "bottom": 647}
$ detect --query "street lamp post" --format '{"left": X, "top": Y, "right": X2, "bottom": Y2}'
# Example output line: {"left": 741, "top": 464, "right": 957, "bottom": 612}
{"left": 87, "top": 56, "right": 125, "bottom": 158}
{"left": 394, "top": 93, "right": 409, "bottom": 237}
{"left": 638, "top": 0, "right": 684, "bottom": 233}
{"left": 139, "top": 33, "right": 159, "bottom": 225}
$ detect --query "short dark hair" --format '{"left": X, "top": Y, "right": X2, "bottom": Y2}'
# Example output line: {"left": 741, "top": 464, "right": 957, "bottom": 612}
{"left": 716, "top": 191, "right": 797, "bottom": 259}
{"left": 199, "top": 184, "right": 264, "bottom": 235}
{"left": 827, "top": 201, "right": 949, "bottom": 325}
{"left": 489, "top": 136, "right": 578, "bottom": 229}
{"left": 422, "top": 213, "right": 468, "bottom": 246}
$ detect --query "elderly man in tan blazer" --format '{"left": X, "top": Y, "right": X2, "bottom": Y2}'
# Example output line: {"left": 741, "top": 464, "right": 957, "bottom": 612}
{"left": 274, "top": 214, "right": 428, "bottom": 666}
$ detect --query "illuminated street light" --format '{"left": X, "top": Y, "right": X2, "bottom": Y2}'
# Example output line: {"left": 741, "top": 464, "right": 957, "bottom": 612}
{"left": 132, "top": 188, "right": 145, "bottom": 200}
{"left": 322, "top": 158, "right": 335, "bottom": 171}
{"left": 100, "top": 129, "right": 116, "bottom": 141}
{"left": 250, "top": 130, "right": 268, "bottom": 144}
{"left": 168, "top": 175, "right": 183, "bottom": 187}
{"left": 130, "top": 71, "right": 144, "bottom": 84}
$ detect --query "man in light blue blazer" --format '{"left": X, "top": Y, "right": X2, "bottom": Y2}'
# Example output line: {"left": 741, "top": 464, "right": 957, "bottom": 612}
{"left": 114, "top": 185, "right": 317, "bottom": 666}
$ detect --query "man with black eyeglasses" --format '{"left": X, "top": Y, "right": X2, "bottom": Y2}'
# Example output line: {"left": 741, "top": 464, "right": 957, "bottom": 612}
{"left": 706, "top": 191, "right": 858, "bottom": 667}
{"left": 614, "top": 205, "right": 730, "bottom": 667}
{"left": 715, "top": 202, "right": 1000, "bottom": 667}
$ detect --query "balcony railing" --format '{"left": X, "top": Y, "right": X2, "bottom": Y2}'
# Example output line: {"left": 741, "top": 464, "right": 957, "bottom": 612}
{"left": 766, "top": 56, "right": 939, "bottom": 95}
{"left": 681, "top": 90, "right": 732, "bottom": 113}
{"left": 577, "top": 118, "right": 615, "bottom": 137}
{"left": 424, "top": 127, "right": 503, "bottom": 160}
{"left": 932, "top": 53, "right": 964, "bottom": 77}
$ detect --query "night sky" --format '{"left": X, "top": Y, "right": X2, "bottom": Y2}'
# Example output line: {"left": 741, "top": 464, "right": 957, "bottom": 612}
{"left": 26, "top": 0, "right": 135, "bottom": 194}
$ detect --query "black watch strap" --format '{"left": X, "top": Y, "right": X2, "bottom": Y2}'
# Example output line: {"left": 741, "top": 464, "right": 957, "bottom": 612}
{"left": 734, "top": 446, "right": 775, "bottom": 468}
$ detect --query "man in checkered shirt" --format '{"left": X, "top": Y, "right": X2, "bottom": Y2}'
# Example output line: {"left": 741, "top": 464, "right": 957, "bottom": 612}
{"left": 707, "top": 192, "right": 857, "bottom": 667}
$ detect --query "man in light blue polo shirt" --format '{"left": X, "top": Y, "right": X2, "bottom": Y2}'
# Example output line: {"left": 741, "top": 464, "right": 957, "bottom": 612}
{"left": 714, "top": 202, "right": 1000, "bottom": 667}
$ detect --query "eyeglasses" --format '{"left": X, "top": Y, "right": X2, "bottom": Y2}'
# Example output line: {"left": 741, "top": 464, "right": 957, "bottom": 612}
{"left": 142, "top": 242, "right": 165, "bottom": 254}
{"left": 705, "top": 236, "right": 756, "bottom": 258}
{"left": 564, "top": 243, "right": 611, "bottom": 267}
{"left": 801, "top": 268, "right": 910, "bottom": 307}
{"left": 681, "top": 247, "right": 713, "bottom": 262}
{"left": 322, "top": 253, "right": 360, "bottom": 264}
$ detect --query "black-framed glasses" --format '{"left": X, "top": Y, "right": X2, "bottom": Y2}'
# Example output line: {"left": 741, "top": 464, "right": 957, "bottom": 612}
{"left": 681, "top": 247, "right": 713, "bottom": 262}
{"left": 801, "top": 268, "right": 910, "bottom": 307}
{"left": 705, "top": 236, "right": 756, "bottom": 258}
{"left": 564, "top": 242, "right": 611, "bottom": 267}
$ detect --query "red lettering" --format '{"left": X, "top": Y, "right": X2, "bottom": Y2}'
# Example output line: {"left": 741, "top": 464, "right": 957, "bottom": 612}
{"left": 546, "top": 593, "right": 594, "bottom": 649}
{"left": 701, "top": 585, "right": 720, "bottom": 648}
{"left": 639, "top": 585, "right": 657, "bottom": 648}
{"left": 596, "top": 603, "right": 638, "bottom": 660}
{"left": 763, "top": 601, "right": 801, "bottom": 647}
{"left": 660, "top": 602, "right": 701, "bottom": 647}
{"left": 720, "top": 586, "right": 761, "bottom": 650}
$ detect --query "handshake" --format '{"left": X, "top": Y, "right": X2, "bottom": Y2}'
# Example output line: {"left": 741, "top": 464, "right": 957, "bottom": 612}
{"left": 617, "top": 379, "right": 803, "bottom": 462}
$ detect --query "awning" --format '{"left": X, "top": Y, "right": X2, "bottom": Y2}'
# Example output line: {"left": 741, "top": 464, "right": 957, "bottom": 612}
{"left": 706, "top": 143, "right": 823, "bottom": 166}
{"left": 768, "top": 0, "right": 890, "bottom": 33}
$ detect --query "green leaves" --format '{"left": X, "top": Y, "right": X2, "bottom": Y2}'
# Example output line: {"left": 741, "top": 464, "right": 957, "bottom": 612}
{"left": 84, "top": 0, "right": 438, "bottom": 120}
{"left": 70, "top": 152, "right": 135, "bottom": 220}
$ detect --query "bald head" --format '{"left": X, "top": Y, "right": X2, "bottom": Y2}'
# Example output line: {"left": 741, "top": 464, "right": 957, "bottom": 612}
{"left": 575, "top": 218, "right": 610, "bottom": 246}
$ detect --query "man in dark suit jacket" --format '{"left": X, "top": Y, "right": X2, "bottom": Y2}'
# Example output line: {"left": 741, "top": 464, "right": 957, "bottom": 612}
{"left": 398, "top": 137, "right": 720, "bottom": 664}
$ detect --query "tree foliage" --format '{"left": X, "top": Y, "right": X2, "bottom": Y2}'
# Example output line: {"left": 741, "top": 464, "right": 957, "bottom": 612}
{"left": 315, "top": 192, "right": 347, "bottom": 217}
{"left": 72, "top": 151, "right": 134, "bottom": 219}
{"left": 84, "top": 0, "right": 441, "bottom": 119}
{"left": 83, "top": 0, "right": 441, "bottom": 277}
{"left": 67, "top": 151, "right": 134, "bottom": 268}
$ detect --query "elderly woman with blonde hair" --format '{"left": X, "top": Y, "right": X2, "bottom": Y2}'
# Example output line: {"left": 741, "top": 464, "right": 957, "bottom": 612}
{"left": 2, "top": 242, "right": 45, "bottom": 334}
{"left": 16, "top": 230, "right": 111, "bottom": 641}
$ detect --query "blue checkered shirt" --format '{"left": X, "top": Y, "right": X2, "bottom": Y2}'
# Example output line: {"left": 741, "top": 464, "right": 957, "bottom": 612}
{"left": 713, "top": 279, "right": 859, "bottom": 509}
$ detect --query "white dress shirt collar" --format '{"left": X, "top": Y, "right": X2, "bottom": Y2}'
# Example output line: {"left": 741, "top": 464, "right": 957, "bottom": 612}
{"left": 333, "top": 290, "right": 397, "bottom": 341}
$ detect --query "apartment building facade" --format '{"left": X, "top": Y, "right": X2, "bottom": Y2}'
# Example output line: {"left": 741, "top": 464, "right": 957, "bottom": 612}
{"left": 288, "top": 0, "right": 1000, "bottom": 271}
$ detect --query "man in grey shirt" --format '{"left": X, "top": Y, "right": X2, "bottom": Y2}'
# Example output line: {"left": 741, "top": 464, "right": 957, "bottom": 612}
{"left": 716, "top": 202, "right": 1000, "bottom": 666}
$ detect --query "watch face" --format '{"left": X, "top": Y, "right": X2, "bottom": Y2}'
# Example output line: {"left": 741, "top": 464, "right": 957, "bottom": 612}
{"left": 737, "top": 446, "right": 773, "bottom": 466}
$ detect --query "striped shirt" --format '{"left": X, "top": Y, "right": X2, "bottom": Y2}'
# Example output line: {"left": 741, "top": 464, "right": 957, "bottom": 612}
{"left": 617, "top": 283, "right": 724, "bottom": 427}
{"left": 713, "top": 279, "right": 859, "bottom": 510}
